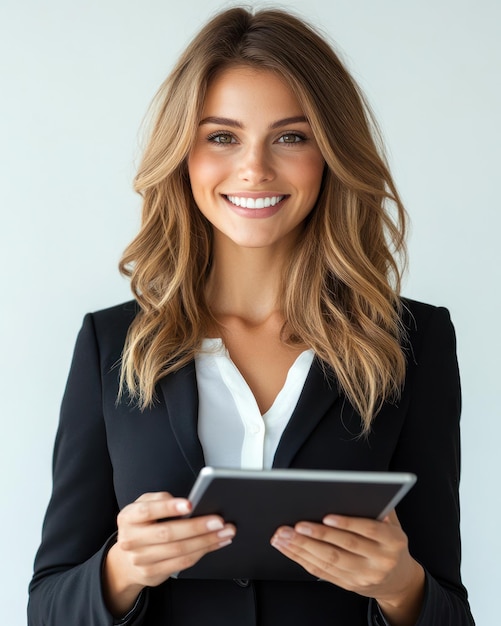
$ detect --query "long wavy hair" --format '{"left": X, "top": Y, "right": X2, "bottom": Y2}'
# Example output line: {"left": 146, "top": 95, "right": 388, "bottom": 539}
{"left": 119, "top": 7, "right": 408, "bottom": 433}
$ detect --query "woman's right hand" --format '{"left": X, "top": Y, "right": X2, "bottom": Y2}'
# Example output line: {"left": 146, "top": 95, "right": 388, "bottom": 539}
{"left": 103, "top": 491, "right": 236, "bottom": 616}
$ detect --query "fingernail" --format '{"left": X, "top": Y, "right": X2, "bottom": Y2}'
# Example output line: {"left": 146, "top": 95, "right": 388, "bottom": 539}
{"left": 175, "top": 500, "right": 191, "bottom": 514}
{"left": 272, "top": 527, "right": 294, "bottom": 547}
{"left": 271, "top": 535, "right": 288, "bottom": 549}
{"left": 219, "top": 539, "right": 233, "bottom": 548}
{"left": 296, "top": 523, "right": 313, "bottom": 536}
{"left": 206, "top": 518, "right": 224, "bottom": 531}
{"left": 323, "top": 515, "right": 340, "bottom": 527}
{"left": 217, "top": 527, "right": 236, "bottom": 539}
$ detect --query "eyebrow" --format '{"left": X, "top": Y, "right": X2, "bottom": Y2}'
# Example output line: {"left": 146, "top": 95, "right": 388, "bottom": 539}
{"left": 199, "top": 115, "right": 308, "bottom": 129}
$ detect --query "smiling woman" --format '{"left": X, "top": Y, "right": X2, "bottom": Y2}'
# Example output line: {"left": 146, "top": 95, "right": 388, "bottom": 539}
{"left": 28, "top": 6, "right": 475, "bottom": 626}
{"left": 188, "top": 67, "right": 325, "bottom": 250}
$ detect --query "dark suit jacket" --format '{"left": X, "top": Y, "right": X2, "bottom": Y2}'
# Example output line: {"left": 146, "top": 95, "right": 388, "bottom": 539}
{"left": 28, "top": 298, "right": 475, "bottom": 625}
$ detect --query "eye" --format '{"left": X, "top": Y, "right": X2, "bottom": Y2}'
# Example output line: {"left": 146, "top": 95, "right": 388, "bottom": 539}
{"left": 277, "top": 132, "right": 306, "bottom": 144}
{"left": 207, "top": 132, "right": 236, "bottom": 145}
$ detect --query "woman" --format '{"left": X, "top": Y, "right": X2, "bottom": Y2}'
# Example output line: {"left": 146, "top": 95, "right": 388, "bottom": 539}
{"left": 28, "top": 7, "right": 475, "bottom": 626}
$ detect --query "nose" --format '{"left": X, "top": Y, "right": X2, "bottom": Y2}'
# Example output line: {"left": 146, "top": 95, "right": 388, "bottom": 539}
{"left": 237, "top": 144, "right": 275, "bottom": 185}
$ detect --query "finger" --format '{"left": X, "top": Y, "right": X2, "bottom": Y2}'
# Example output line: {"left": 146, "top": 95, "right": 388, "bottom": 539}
{"left": 292, "top": 521, "right": 377, "bottom": 558}
{"left": 270, "top": 527, "right": 360, "bottom": 582}
{"left": 289, "top": 517, "right": 408, "bottom": 573}
{"left": 383, "top": 509, "right": 400, "bottom": 526}
{"left": 321, "top": 515, "right": 390, "bottom": 543}
{"left": 272, "top": 526, "right": 362, "bottom": 569}
{"left": 321, "top": 515, "right": 407, "bottom": 556}
{"left": 120, "top": 515, "right": 234, "bottom": 550}
{"left": 124, "top": 524, "right": 236, "bottom": 566}
{"left": 131, "top": 535, "right": 235, "bottom": 585}
{"left": 120, "top": 496, "right": 192, "bottom": 526}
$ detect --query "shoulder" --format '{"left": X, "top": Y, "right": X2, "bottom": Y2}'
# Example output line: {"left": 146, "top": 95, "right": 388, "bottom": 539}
{"left": 401, "top": 296, "right": 451, "bottom": 325}
{"left": 401, "top": 297, "right": 454, "bottom": 336}
{"left": 90, "top": 299, "right": 139, "bottom": 330}
{"left": 79, "top": 300, "right": 140, "bottom": 369}
{"left": 400, "top": 296, "right": 458, "bottom": 364}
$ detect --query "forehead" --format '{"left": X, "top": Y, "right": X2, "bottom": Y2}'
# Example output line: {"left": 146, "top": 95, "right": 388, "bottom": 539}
{"left": 201, "top": 66, "right": 305, "bottom": 118}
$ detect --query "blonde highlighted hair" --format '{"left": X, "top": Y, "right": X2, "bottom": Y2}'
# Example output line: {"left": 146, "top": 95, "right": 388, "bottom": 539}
{"left": 119, "top": 7, "right": 407, "bottom": 433}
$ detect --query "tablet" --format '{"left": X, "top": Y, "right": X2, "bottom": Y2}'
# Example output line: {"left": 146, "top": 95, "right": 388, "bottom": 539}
{"left": 178, "top": 467, "right": 416, "bottom": 580}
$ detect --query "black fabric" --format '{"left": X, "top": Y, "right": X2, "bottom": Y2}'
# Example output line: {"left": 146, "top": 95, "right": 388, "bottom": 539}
{"left": 28, "top": 298, "right": 475, "bottom": 625}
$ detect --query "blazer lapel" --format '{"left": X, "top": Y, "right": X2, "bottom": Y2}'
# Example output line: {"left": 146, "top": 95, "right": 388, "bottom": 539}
{"left": 273, "top": 358, "right": 340, "bottom": 468}
{"left": 159, "top": 360, "right": 205, "bottom": 479}
{"left": 159, "top": 357, "right": 340, "bottom": 474}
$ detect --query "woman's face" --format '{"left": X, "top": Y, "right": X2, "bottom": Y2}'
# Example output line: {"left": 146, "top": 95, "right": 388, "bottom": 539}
{"left": 188, "top": 66, "right": 325, "bottom": 252}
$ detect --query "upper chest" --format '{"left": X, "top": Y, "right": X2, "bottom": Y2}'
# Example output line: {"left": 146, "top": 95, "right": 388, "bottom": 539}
{"left": 214, "top": 315, "right": 309, "bottom": 414}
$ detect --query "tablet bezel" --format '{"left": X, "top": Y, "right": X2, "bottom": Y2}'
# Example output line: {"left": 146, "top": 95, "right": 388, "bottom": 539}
{"left": 189, "top": 467, "right": 416, "bottom": 522}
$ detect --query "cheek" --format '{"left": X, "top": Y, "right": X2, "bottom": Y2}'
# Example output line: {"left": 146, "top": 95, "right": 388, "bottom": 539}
{"left": 188, "top": 151, "right": 229, "bottom": 193}
{"left": 296, "top": 155, "right": 325, "bottom": 196}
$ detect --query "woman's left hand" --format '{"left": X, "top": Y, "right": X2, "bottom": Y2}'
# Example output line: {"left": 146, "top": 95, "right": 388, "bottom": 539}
{"left": 271, "top": 510, "right": 425, "bottom": 625}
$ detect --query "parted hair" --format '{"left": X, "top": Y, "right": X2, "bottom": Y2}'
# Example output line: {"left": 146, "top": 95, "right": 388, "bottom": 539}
{"left": 119, "top": 6, "right": 408, "bottom": 433}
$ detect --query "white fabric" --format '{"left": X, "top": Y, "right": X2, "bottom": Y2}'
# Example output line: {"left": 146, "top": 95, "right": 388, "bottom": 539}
{"left": 195, "top": 338, "right": 315, "bottom": 470}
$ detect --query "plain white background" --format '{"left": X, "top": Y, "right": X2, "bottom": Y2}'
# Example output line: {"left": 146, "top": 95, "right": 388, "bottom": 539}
{"left": 1, "top": 1, "right": 499, "bottom": 623}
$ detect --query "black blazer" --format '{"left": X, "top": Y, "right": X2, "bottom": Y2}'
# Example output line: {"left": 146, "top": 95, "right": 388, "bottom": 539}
{"left": 28, "top": 298, "right": 475, "bottom": 625}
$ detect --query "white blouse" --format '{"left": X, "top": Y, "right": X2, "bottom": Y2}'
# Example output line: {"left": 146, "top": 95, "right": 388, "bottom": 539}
{"left": 195, "top": 338, "right": 315, "bottom": 470}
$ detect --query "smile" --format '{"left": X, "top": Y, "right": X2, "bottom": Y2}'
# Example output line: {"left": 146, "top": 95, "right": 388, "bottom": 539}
{"left": 225, "top": 195, "right": 286, "bottom": 209}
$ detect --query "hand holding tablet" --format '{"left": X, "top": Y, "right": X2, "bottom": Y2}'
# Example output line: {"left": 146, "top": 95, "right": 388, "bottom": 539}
{"left": 178, "top": 467, "right": 416, "bottom": 580}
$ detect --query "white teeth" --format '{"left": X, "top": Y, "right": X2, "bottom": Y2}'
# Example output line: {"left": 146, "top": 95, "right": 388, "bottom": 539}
{"left": 226, "top": 195, "right": 285, "bottom": 209}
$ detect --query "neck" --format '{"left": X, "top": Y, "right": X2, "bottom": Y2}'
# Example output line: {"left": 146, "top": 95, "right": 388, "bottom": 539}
{"left": 206, "top": 239, "right": 290, "bottom": 325}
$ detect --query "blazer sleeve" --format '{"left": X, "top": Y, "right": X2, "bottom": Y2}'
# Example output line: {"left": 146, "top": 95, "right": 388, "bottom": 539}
{"left": 28, "top": 314, "right": 148, "bottom": 626}
{"left": 370, "top": 306, "right": 475, "bottom": 625}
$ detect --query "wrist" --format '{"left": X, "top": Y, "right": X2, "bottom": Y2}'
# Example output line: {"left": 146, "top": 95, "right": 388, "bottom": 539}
{"left": 376, "top": 561, "right": 425, "bottom": 626}
{"left": 103, "top": 542, "right": 145, "bottom": 618}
